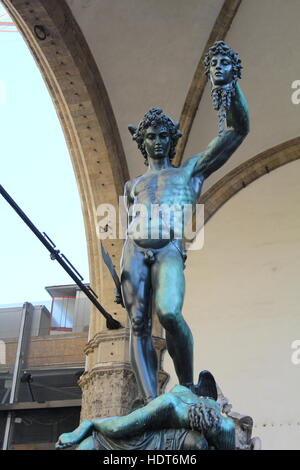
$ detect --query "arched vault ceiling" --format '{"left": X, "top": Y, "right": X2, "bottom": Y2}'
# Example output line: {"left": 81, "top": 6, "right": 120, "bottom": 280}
{"left": 186, "top": 0, "right": 300, "bottom": 193}
{"left": 3, "top": 0, "right": 130, "bottom": 329}
{"left": 66, "top": 0, "right": 300, "bottom": 188}
{"left": 66, "top": 0, "right": 224, "bottom": 177}
{"left": 4, "top": 0, "right": 300, "bottom": 329}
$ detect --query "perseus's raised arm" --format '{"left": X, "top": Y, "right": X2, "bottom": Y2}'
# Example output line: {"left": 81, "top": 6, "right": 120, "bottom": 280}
{"left": 192, "top": 83, "right": 249, "bottom": 179}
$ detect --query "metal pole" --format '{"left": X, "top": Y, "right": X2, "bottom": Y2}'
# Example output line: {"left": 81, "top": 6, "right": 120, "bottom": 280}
{"left": 2, "top": 303, "right": 33, "bottom": 450}
{"left": 0, "top": 184, "right": 122, "bottom": 330}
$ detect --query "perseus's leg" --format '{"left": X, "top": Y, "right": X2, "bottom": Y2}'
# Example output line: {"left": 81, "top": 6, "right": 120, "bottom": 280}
{"left": 152, "top": 249, "right": 194, "bottom": 387}
{"left": 120, "top": 240, "right": 157, "bottom": 401}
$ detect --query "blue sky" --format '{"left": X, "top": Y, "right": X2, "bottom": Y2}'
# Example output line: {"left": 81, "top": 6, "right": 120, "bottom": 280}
{"left": 0, "top": 6, "right": 89, "bottom": 307}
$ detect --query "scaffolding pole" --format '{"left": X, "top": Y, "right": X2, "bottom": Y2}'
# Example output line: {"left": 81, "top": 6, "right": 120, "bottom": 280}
{"left": 2, "top": 302, "right": 33, "bottom": 450}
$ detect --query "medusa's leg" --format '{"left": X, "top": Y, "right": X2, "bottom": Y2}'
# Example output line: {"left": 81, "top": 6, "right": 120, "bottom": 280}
{"left": 76, "top": 436, "right": 96, "bottom": 450}
{"left": 208, "top": 416, "right": 236, "bottom": 450}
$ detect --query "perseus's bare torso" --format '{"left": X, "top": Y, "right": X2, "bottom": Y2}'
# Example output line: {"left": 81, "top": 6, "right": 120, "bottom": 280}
{"left": 126, "top": 163, "right": 203, "bottom": 249}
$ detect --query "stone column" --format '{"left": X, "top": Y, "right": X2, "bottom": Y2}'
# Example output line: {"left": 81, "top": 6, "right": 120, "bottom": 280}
{"left": 79, "top": 328, "right": 168, "bottom": 420}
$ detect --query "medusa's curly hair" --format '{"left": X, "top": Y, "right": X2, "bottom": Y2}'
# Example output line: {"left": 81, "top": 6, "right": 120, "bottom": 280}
{"left": 204, "top": 40, "right": 243, "bottom": 82}
{"left": 204, "top": 41, "right": 243, "bottom": 136}
{"left": 128, "top": 108, "right": 182, "bottom": 166}
{"left": 188, "top": 401, "right": 221, "bottom": 435}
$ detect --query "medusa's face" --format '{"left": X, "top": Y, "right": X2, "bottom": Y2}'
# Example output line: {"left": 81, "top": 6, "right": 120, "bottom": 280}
{"left": 209, "top": 54, "right": 233, "bottom": 86}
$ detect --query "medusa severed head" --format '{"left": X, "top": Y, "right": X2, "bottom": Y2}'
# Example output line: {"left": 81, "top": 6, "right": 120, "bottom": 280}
{"left": 204, "top": 41, "right": 243, "bottom": 136}
{"left": 128, "top": 108, "right": 182, "bottom": 166}
{"left": 204, "top": 40, "right": 242, "bottom": 87}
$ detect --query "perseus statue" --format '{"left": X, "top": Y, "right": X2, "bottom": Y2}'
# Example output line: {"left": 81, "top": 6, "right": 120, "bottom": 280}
{"left": 119, "top": 40, "right": 249, "bottom": 403}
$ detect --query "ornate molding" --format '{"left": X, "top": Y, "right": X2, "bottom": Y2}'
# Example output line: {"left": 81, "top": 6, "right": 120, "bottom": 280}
{"left": 84, "top": 328, "right": 166, "bottom": 355}
{"left": 217, "top": 384, "right": 262, "bottom": 450}
{"left": 78, "top": 363, "right": 169, "bottom": 420}
{"left": 79, "top": 365, "right": 138, "bottom": 419}
{"left": 78, "top": 362, "right": 134, "bottom": 389}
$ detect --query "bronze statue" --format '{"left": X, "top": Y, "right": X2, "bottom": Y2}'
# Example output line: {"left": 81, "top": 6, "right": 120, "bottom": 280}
{"left": 120, "top": 40, "right": 249, "bottom": 402}
{"left": 56, "top": 371, "right": 235, "bottom": 450}
{"left": 57, "top": 41, "right": 250, "bottom": 451}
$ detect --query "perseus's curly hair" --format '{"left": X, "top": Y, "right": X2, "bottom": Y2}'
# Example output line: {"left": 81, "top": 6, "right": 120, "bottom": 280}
{"left": 203, "top": 40, "right": 243, "bottom": 82}
{"left": 128, "top": 108, "right": 182, "bottom": 166}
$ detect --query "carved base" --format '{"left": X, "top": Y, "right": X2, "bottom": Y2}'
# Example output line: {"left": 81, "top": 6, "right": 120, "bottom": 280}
{"left": 79, "top": 363, "right": 169, "bottom": 420}
{"left": 217, "top": 384, "right": 262, "bottom": 450}
{"left": 79, "top": 328, "right": 169, "bottom": 420}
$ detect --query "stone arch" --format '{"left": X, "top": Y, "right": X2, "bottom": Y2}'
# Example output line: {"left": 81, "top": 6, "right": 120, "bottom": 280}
{"left": 3, "top": 0, "right": 130, "bottom": 330}
{"left": 198, "top": 136, "right": 300, "bottom": 230}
